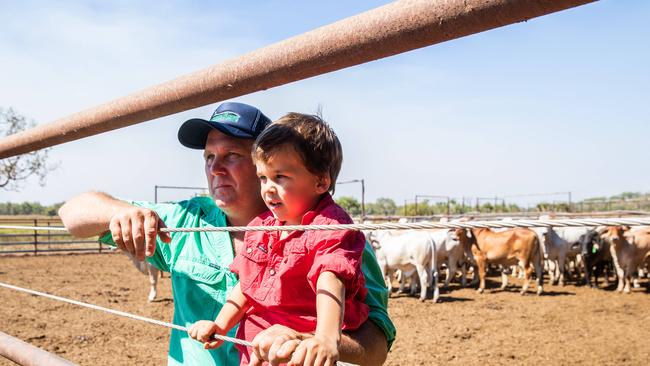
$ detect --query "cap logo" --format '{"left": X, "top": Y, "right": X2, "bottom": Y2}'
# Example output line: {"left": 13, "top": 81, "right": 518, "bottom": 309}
{"left": 211, "top": 111, "right": 240, "bottom": 124}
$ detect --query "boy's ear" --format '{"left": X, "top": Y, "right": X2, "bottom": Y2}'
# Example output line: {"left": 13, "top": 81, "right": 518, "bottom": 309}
{"left": 316, "top": 174, "right": 331, "bottom": 194}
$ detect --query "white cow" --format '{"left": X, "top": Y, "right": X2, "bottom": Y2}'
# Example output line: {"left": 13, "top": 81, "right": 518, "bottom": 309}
{"left": 537, "top": 226, "right": 591, "bottom": 286}
{"left": 125, "top": 252, "right": 161, "bottom": 302}
{"left": 430, "top": 229, "right": 468, "bottom": 288}
{"left": 368, "top": 230, "right": 439, "bottom": 303}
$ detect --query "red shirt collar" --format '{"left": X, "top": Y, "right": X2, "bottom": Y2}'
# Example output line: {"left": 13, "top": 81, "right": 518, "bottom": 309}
{"left": 260, "top": 193, "right": 333, "bottom": 227}
{"left": 299, "top": 193, "right": 333, "bottom": 225}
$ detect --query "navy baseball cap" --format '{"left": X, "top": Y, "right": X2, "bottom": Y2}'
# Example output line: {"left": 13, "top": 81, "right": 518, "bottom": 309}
{"left": 178, "top": 102, "right": 272, "bottom": 149}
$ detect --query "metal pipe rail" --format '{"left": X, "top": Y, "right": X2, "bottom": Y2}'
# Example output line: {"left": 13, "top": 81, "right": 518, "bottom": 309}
{"left": 0, "top": 0, "right": 596, "bottom": 158}
{"left": 0, "top": 331, "right": 77, "bottom": 366}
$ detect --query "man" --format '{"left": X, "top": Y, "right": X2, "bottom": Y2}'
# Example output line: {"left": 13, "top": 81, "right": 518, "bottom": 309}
{"left": 59, "top": 102, "right": 395, "bottom": 365}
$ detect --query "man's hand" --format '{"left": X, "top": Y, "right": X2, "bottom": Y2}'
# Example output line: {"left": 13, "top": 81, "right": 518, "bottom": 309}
{"left": 108, "top": 207, "right": 171, "bottom": 261}
{"left": 288, "top": 335, "right": 339, "bottom": 366}
{"left": 248, "top": 324, "right": 307, "bottom": 366}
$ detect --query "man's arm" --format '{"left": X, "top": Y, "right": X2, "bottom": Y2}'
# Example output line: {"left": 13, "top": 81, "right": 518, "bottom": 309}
{"left": 250, "top": 320, "right": 387, "bottom": 366}
{"left": 59, "top": 191, "right": 170, "bottom": 260}
{"left": 59, "top": 191, "right": 131, "bottom": 237}
{"left": 338, "top": 320, "right": 387, "bottom": 365}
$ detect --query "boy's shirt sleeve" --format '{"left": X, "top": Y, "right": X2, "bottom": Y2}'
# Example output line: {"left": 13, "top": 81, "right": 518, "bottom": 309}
{"left": 360, "top": 240, "right": 396, "bottom": 350}
{"left": 98, "top": 200, "right": 180, "bottom": 273}
{"left": 306, "top": 229, "right": 366, "bottom": 293}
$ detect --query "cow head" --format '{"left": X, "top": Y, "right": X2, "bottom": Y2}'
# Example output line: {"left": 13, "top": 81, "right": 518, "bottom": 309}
{"left": 579, "top": 230, "right": 604, "bottom": 261}
{"left": 454, "top": 228, "right": 476, "bottom": 248}
{"left": 365, "top": 230, "right": 384, "bottom": 251}
{"left": 602, "top": 226, "right": 632, "bottom": 248}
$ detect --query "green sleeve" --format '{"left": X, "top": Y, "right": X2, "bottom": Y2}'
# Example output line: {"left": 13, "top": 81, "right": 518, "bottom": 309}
{"left": 98, "top": 200, "right": 184, "bottom": 273}
{"left": 360, "top": 241, "right": 396, "bottom": 350}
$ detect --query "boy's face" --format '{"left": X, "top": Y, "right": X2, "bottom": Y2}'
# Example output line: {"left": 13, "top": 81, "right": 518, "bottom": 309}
{"left": 255, "top": 145, "right": 330, "bottom": 225}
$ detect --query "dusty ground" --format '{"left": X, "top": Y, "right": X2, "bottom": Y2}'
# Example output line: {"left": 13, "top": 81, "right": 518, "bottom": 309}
{"left": 1, "top": 253, "right": 649, "bottom": 365}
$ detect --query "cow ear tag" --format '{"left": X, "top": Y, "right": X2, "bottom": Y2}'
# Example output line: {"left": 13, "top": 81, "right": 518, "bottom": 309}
{"left": 592, "top": 244, "right": 600, "bottom": 253}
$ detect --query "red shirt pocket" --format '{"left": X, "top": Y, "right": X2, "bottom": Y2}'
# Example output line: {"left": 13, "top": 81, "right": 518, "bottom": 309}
{"left": 275, "top": 241, "right": 311, "bottom": 306}
{"left": 238, "top": 244, "right": 275, "bottom": 303}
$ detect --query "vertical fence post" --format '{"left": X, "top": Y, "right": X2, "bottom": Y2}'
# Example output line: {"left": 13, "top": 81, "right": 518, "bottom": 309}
{"left": 33, "top": 219, "right": 38, "bottom": 255}
{"left": 446, "top": 197, "right": 451, "bottom": 216}
{"left": 46, "top": 220, "right": 51, "bottom": 250}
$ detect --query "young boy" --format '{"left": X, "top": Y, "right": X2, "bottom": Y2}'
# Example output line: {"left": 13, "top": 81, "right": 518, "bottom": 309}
{"left": 189, "top": 113, "right": 369, "bottom": 365}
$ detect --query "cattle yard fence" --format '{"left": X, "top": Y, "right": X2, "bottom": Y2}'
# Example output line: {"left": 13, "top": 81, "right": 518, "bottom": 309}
{"left": 0, "top": 0, "right": 602, "bottom": 364}
{"left": 0, "top": 217, "right": 110, "bottom": 255}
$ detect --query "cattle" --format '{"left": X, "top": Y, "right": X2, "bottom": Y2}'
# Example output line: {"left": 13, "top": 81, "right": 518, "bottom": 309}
{"left": 430, "top": 229, "right": 468, "bottom": 288}
{"left": 603, "top": 226, "right": 650, "bottom": 293}
{"left": 538, "top": 227, "right": 590, "bottom": 286}
{"left": 455, "top": 228, "right": 544, "bottom": 295}
{"left": 368, "top": 230, "right": 439, "bottom": 302}
{"left": 124, "top": 251, "right": 161, "bottom": 302}
{"left": 577, "top": 229, "right": 613, "bottom": 288}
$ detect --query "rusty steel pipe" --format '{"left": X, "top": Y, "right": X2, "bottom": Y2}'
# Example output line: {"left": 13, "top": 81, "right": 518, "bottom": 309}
{"left": 0, "top": 0, "right": 596, "bottom": 158}
{"left": 0, "top": 331, "right": 78, "bottom": 366}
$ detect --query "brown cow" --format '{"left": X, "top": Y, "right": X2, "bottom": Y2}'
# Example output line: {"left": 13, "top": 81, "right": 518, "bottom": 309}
{"left": 456, "top": 227, "right": 544, "bottom": 295}
{"left": 603, "top": 226, "right": 650, "bottom": 293}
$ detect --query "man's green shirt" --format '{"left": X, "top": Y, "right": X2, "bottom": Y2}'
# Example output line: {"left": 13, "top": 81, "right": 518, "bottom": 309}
{"left": 100, "top": 197, "right": 395, "bottom": 365}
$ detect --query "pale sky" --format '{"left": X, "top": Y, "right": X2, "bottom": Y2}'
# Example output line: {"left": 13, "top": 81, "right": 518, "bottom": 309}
{"left": 1, "top": 0, "right": 649, "bottom": 207}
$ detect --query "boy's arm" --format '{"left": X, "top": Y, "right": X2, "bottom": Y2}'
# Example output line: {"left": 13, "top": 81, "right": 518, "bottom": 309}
{"left": 188, "top": 283, "right": 250, "bottom": 349}
{"left": 288, "top": 271, "right": 344, "bottom": 365}
{"left": 251, "top": 241, "right": 391, "bottom": 365}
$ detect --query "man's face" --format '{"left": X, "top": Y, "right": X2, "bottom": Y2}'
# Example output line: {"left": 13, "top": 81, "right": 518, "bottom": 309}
{"left": 203, "top": 129, "right": 260, "bottom": 213}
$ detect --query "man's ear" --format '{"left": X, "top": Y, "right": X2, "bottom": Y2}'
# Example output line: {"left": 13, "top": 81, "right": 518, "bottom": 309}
{"left": 316, "top": 174, "right": 331, "bottom": 194}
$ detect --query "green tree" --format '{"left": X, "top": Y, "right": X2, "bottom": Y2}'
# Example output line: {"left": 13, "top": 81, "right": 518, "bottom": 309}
{"left": 1, "top": 108, "right": 58, "bottom": 190}
{"left": 371, "top": 197, "right": 396, "bottom": 215}
{"left": 335, "top": 196, "right": 361, "bottom": 216}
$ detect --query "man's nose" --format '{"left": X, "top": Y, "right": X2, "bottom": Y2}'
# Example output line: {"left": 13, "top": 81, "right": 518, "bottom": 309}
{"left": 209, "top": 159, "right": 226, "bottom": 175}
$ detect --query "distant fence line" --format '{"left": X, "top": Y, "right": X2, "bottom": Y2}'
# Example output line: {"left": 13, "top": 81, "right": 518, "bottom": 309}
{"left": 359, "top": 210, "right": 650, "bottom": 222}
{"left": 0, "top": 217, "right": 110, "bottom": 255}
{"left": 2, "top": 210, "right": 649, "bottom": 255}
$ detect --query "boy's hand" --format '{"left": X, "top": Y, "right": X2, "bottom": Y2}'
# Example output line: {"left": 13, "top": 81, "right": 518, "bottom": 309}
{"left": 288, "top": 335, "right": 339, "bottom": 366}
{"left": 188, "top": 321, "right": 224, "bottom": 349}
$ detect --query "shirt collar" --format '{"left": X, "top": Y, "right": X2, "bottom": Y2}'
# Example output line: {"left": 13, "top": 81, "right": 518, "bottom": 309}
{"left": 300, "top": 193, "right": 333, "bottom": 225}
{"left": 261, "top": 193, "right": 333, "bottom": 227}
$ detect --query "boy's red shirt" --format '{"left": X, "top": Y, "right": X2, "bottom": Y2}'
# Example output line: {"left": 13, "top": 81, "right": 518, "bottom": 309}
{"left": 229, "top": 193, "right": 369, "bottom": 364}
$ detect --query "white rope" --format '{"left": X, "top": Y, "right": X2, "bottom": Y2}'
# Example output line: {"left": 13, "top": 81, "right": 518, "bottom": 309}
{"left": 2, "top": 216, "right": 650, "bottom": 234}
{"left": 158, "top": 217, "right": 650, "bottom": 232}
{"left": 0, "top": 281, "right": 251, "bottom": 347}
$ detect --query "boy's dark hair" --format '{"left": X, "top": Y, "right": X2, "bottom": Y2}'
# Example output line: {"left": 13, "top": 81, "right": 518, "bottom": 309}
{"left": 252, "top": 112, "right": 342, "bottom": 193}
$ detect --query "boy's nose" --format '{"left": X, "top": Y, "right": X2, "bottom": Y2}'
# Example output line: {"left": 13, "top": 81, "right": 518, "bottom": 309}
{"left": 265, "top": 182, "right": 278, "bottom": 193}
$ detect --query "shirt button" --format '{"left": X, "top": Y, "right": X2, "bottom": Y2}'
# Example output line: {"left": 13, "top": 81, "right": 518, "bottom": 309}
{"left": 269, "top": 269, "right": 276, "bottom": 276}
{"left": 246, "top": 247, "right": 252, "bottom": 253}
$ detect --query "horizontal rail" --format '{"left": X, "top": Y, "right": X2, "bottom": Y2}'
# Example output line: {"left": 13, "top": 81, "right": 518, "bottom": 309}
{"left": 0, "top": 240, "right": 98, "bottom": 246}
{"left": 0, "top": 331, "right": 77, "bottom": 366}
{"left": 0, "top": 282, "right": 252, "bottom": 348}
{"left": 0, "top": 248, "right": 110, "bottom": 254}
{"left": 3, "top": 216, "right": 650, "bottom": 233}
{"left": 0, "top": 233, "right": 73, "bottom": 238}
{"left": 157, "top": 217, "right": 650, "bottom": 233}
{"left": 0, "top": 225, "right": 67, "bottom": 231}
{"left": 361, "top": 210, "right": 650, "bottom": 221}
{"left": 0, "top": 0, "right": 595, "bottom": 158}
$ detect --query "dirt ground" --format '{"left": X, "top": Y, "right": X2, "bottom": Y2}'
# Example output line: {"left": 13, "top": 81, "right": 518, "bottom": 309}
{"left": 1, "top": 253, "right": 649, "bottom": 365}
